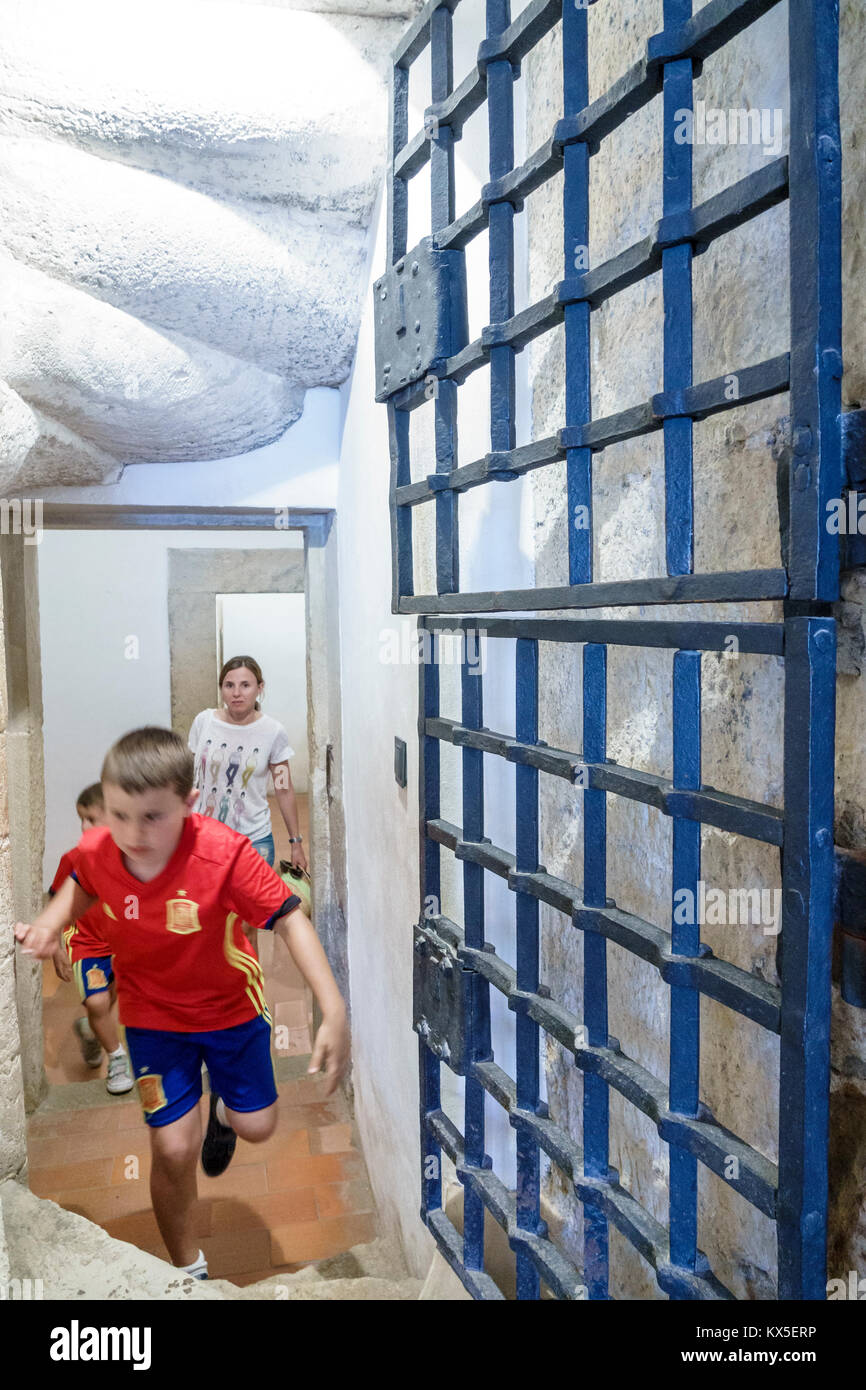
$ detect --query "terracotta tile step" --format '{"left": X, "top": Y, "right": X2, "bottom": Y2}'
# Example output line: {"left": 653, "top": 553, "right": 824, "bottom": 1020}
{"left": 270, "top": 1212, "right": 377, "bottom": 1264}
{"left": 210, "top": 1188, "right": 318, "bottom": 1232}
{"left": 266, "top": 1151, "right": 365, "bottom": 1192}
{"left": 29, "top": 1158, "right": 114, "bottom": 1197}
{"left": 313, "top": 1180, "right": 376, "bottom": 1221}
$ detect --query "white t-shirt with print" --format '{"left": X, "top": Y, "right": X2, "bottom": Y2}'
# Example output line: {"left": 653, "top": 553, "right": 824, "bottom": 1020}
{"left": 188, "top": 709, "right": 294, "bottom": 845}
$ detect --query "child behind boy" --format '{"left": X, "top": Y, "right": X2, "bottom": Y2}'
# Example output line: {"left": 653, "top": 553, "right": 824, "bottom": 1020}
{"left": 49, "top": 782, "right": 134, "bottom": 1094}
{"left": 16, "top": 727, "right": 349, "bottom": 1281}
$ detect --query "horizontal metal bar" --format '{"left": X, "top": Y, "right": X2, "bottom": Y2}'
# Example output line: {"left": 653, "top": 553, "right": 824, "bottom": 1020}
{"left": 426, "top": 63, "right": 486, "bottom": 139}
{"left": 476, "top": 0, "right": 563, "bottom": 75}
{"left": 428, "top": 904, "right": 781, "bottom": 1204}
{"left": 400, "top": 569, "right": 788, "bottom": 612}
{"left": 429, "top": 719, "right": 784, "bottom": 844}
{"left": 554, "top": 58, "right": 662, "bottom": 153}
{"left": 394, "top": 126, "right": 431, "bottom": 180}
{"left": 419, "top": 615, "right": 785, "bottom": 654}
{"left": 425, "top": 1208, "right": 506, "bottom": 1299}
{"left": 510, "top": 1109, "right": 735, "bottom": 1298}
{"left": 399, "top": 352, "right": 789, "bottom": 499}
{"left": 647, "top": 0, "right": 784, "bottom": 66}
{"left": 393, "top": 0, "right": 456, "bottom": 68}
{"left": 558, "top": 161, "right": 788, "bottom": 309}
{"left": 652, "top": 353, "right": 789, "bottom": 424}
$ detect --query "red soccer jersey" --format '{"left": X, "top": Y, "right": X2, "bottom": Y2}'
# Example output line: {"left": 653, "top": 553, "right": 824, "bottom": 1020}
{"left": 51, "top": 848, "right": 112, "bottom": 963}
{"left": 70, "top": 814, "right": 301, "bottom": 1032}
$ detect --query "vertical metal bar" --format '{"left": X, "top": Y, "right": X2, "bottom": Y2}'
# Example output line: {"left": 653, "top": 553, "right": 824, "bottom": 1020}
{"left": 486, "top": 0, "right": 516, "bottom": 459}
{"left": 462, "top": 640, "right": 490, "bottom": 1271}
{"left": 661, "top": 0, "right": 694, "bottom": 576}
{"left": 431, "top": 5, "right": 459, "bottom": 594}
{"left": 582, "top": 642, "right": 609, "bottom": 1298}
{"left": 388, "top": 403, "right": 413, "bottom": 609}
{"left": 563, "top": 0, "right": 591, "bottom": 585}
{"left": 418, "top": 620, "right": 442, "bottom": 1223}
{"left": 515, "top": 637, "right": 540, "bottom": 1300}
{"left": 388, "top": 63, "right": 409, "bottom": 267}
{"left": 668, "top": 649, "right": 701, "bottom": 1276}
{"left": 778, "top": 615, "right": 835, "bottom": 1299}
{"left": 787, "top": 0, "right": 842, "bottom": 600}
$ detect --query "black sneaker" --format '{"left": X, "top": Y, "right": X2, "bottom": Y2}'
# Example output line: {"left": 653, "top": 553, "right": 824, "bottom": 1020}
{"left": 201, "top": 1093, "right": 237, "bottom": 1177}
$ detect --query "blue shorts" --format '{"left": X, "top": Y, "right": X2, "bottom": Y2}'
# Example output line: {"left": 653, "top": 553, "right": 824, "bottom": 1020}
{"left": 73, "top": 955, "right": 115, "bottom": 1003}
{"left": 250, "top": 832, "right": 275, "bottom": 866}
{"left": 124, "top": 1015, "right": 277, "bottom": 1128}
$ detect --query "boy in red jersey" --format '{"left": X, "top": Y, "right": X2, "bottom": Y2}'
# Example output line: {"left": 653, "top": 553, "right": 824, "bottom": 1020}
{"left": 16, "top": 727, "right": 349, "bottom": 1281}
{"left": 49, "top": 782, "right": 134, "bottom": 1093}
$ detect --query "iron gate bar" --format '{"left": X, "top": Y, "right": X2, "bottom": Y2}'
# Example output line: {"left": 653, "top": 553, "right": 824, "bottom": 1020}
{"left": 426, "top": 820, "right": 781, "bottom": 1031}
{"left": 398, "top": 569, "right": 789, "bottom": 612}
{"left": 421, "top": 614, "right": 785, "bottom": 652}
{"left": 391, "top": 0, "right": 841, "bottom": 1302}
{"left": 669, "top": 651, "right": 701, "bottom": 1267}
{"left": 582, "top": 643, "right": 609, "bottom": 1294}
{"left": 563, "top": 0, "right": 591, "bottom": 586}
{"left": 395, "top": 353, "right": 790, "bottom": 505}
{"left": 515, "top": 638, "right": 542, "bottom": 1298}
{"left": 427, "top": 714, "right": 785, "bottom": 845}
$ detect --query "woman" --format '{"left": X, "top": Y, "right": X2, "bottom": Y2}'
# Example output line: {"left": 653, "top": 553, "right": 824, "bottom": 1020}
{"left": 188, "top": 655, "right": 307, "bottom": 871}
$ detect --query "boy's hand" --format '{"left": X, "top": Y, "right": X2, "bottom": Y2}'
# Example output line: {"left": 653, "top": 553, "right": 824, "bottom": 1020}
{"left": 14, "top": 921, "right": 61, "bottom": 960}
{"left": 308, "top": 1008, "right": 350, "bottom": 1096}
{"left": 52, "top": 946, "right": 73, "bottom": 983}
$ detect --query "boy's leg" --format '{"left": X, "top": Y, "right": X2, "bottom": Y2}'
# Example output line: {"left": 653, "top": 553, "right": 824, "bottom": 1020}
{"left": 124, "top": 1025, "right": 207, "bottom": 1267}
{"left": 201, "top": 1015, "right": 278, "bottom": 1173}
{"left": 85, "top": 988, "right": 119, "bottom": 1055}
{"left": 149, "top": 1107, "right": 202, "bottom": 1267}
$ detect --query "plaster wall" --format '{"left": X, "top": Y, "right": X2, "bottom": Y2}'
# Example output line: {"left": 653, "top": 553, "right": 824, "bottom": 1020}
{"left": 37, "top": 528, "right": 304, "bottom": 884}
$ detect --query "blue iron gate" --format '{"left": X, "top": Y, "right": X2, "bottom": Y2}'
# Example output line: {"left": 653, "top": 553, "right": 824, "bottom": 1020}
{"left": 375, "top": 0, "right": 842, "bottom": 1299}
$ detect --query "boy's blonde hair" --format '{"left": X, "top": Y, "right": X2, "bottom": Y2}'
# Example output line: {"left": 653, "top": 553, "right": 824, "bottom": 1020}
{"left": 76, "top": 782, "right": 105, "bottom": 812}
{"left": 101, "top": 727, "right": 195, "bottom": 799}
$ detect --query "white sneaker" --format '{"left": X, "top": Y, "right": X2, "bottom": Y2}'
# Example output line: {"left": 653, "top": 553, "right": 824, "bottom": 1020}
{"left": 105, "top": 1051, "right": 135, "bottom": 1095}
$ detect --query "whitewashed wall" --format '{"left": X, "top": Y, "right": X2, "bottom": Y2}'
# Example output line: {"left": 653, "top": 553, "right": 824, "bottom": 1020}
{"left": 218, "top": 592, "right": 310, "bottom": 794}
{"left": 38, "top": 528, "right": 304, "bottom": 881}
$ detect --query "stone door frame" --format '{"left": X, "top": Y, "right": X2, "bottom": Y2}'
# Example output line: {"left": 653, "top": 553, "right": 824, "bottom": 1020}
{"left": 1, "top": 504, "right": 348, "bottom": 1180}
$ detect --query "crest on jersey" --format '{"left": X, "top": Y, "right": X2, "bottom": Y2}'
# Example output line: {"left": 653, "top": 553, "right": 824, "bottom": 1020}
{"left": 137, "top": 1073, "right": 167, "bottom": 1113}
{"left": 165, "top": 890, "right": 202, "bottom": 935}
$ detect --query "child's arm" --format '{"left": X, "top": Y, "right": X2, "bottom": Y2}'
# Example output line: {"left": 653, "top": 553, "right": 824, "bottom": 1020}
{"left": 272, "top": 906, "right": 348, "bottom": 1094}
{"left": 15, "top": 877, "right": 97, "bottom": 960}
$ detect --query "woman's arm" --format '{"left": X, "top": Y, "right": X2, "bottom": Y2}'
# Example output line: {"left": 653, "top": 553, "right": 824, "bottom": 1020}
{"left": 270, "top": 760, "right": 308, "bottom": 871}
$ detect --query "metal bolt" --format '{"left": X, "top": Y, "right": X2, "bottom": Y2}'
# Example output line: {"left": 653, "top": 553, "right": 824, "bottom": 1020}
{"left": 793, "top": 463, "right": 812, "bottom": 491}
{"left": 814, "top": 629, "right": 832, "bottom": 652}
{"left": 411, "top": 261, "right": 419, "bottom": 276}
{"left": 415, "top": 319, "right": 421, "bottom": 333}
{"left": 792, "top": 425, "right": 812, "bottom": 455}
{"left": 816, "top": 827, "right": 832, "bottom": 847}
{"left": 379, "top": 287, "right": 387, "bottom": 300}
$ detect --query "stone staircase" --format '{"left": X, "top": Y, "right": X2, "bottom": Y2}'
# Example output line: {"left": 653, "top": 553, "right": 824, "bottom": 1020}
{"left": 0, "top": 1177, "right": 423, "bottom": 1300}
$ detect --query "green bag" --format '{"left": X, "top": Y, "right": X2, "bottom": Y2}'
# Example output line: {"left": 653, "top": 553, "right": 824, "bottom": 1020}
{"left": 280, "top": 862, "right": 312, "bottom": 917}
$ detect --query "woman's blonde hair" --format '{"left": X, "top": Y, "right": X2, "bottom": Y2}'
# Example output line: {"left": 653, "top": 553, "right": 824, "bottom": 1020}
{"left": 101, "top": 727, "right": 195, "bottom": 799}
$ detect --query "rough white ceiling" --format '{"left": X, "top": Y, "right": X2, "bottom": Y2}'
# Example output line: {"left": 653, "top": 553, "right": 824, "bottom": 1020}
{"left": 0, "top": 0, "right": 421, "bottom": 489}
